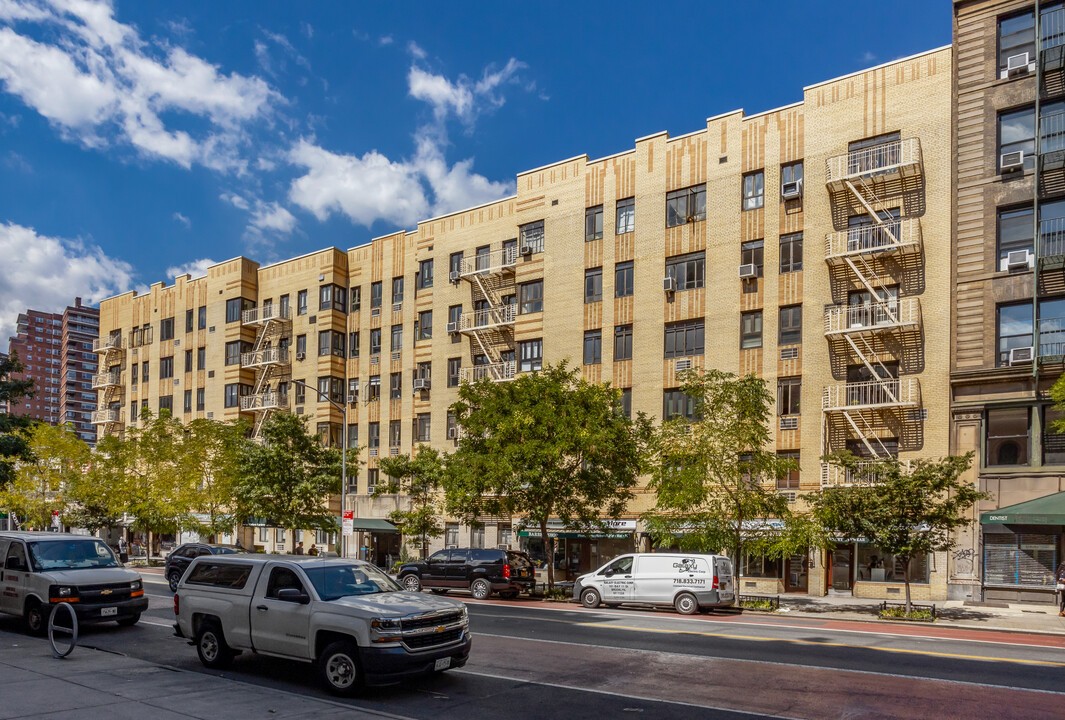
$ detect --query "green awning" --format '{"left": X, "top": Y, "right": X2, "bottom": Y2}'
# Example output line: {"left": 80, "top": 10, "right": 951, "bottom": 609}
{"left": 350, "top": 518, "right": 399, "bottom": 533}
{"left": 981, "top": 491, "right": 1065, "bottom": 525}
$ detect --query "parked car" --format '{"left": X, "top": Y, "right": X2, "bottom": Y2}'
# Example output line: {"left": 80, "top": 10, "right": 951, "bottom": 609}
{"left": 165, "top": 543, "right": 246, "bottom": 591}
{"left": 397, "top": 548, "right": 535, "bottom": 599}
{"left": 173, "top": 555, "right": 470, "bottom": 695}
{"left": 0, "top": 531, "right": 148, "bottom": 634}
{"left": 572, "top": 553, "right": 735, "bottom": 614}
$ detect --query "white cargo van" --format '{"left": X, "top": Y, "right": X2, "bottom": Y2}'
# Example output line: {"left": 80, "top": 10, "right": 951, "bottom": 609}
{"left": 572, "top": 553, "right": 734, "bottom": 614}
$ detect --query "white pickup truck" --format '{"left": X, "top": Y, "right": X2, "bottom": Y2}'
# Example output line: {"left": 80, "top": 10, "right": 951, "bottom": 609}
{"left": 173, "top": 555, "right": 471, "bottom": 695}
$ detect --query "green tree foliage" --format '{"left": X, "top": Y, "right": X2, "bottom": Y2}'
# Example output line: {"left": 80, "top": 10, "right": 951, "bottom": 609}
{"left": 0, "top": 351, "right": 36, "bottom": 490}
{"left": 807, "top": 452, "right": 988, "bottom": 612}
{"left": 0, "top": 423, "right": 90, "bottom": 528}
{"left": 644, "top": 369, "right": 800, "bottom": 570}
{"left": 233, "top": 411, "right": 342, "bottom": 536}
{"left": 445, "top": 362, "right": 651, "bottom": 588}
{"left": 182, "top": 417, "right": 248, "bottom": 540}
{"left": 380, "top": 446, "right": 446, "bottom": 559}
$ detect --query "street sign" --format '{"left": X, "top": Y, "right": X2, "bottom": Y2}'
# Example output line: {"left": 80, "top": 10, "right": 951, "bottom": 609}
{"left": 342, "top": 510, "right": 354, "bottom": 537}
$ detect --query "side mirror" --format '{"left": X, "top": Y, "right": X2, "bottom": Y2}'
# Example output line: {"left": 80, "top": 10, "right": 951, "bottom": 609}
{"left": 277, "top": 588, "right": 310, "bottom": 604}
{"left": 604, "top": 569, "right": 614, "bottom": 577}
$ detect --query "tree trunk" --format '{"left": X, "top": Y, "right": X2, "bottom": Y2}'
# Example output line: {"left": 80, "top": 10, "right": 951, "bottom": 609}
{"left": 903, "top": 556, "right": 912, "bottom": 614}
{"left": 540, "top": 518, "right": 554, "bottom": 591}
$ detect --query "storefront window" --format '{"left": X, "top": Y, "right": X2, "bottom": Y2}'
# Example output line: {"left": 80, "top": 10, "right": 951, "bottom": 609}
{"left": 856, "top": 543, "right": 928, "bottom": 583}
{"left": 740, "top": 553, "right": 782, "bottom": 578}
{"left": 985, "top": 407, "right": 1030, "bottom": 466}
{"left": 984, "top": 532, "right": 1059, "bottom": 588}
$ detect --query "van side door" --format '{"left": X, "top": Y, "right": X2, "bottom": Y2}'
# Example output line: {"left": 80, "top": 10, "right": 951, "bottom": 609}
{"left": 1, "top": 541, "right": 29, "bottom": 615}
{"left": 595, "top": 555, "right": 635, "bottom": 603}
{"left": 250, "top": 563, "right": 313, "bottom": 658}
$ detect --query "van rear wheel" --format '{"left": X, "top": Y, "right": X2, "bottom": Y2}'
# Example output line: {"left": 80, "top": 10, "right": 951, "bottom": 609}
{"left": 580, "top": 588, "right": 601, "bottom": 608}
{"left": 24, "top": 599, "right": 49, "bottom": 637}
{"left": 674, "top": 592, "right": 699, "bottom": 615}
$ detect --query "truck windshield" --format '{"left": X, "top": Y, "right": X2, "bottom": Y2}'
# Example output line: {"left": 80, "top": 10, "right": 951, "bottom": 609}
{"left": 304, "top": 564, "right": 402, "bottom": 600}
{"left": 28, "top": 539, "right": 121, "bottom": 571}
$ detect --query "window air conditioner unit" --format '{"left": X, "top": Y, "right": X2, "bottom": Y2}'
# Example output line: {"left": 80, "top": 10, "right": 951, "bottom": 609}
{"left": 371, "top": 307, "right": 381, "bottom": 317}
{"left": 663, "top": 276, "right": 676, "bottom": 293}
{"left": 520, "top": 246, "right": 533, "bottom": 256}
{"left": 1000, "top": 151, "right": 1025, "bottom": 171}
{"left": 779, "top": 416, "right": 798, "bottom": 431}
{"left": 295, "top": 351, "right": 306, "bottom": 361}
{"left": 447, "top": 427, "right": 458, "bottom": 440}
{"left": 1007, "top": 52, "right": 1031, "bottom": 77}
{"left": 413, "top": 378, "right": 430, "bottom": 390}
{"left": 446, "top": 321, "right": 459, "bottom": 334}
{"left": 738, "top": 263, "right": 758, "bottom": 279}
{"left": 497, "top": 544, "right": 510, "bottom": 550}
{"left": 1006, "top": 249, "right": 1033, "bottom": 271}
{"left": 446, "top": 545, "right": 458, "bottom": 550}
{"left": 780, "top": 491, "right": 797, "bottom": 504}
{"left": 449, "top": 270, "right": 461, "bottom": 283}
{"left": 781, "top": 180, "right": 802, "bottom": 199}
{"left": 675, "top": 358, "right": 692, "bottom": 371}
{"left": 346, "top": 394, "right": 358, "bottom": 404}
{"left": 1009, "top": 346, "right": 1035, "bottom": 365}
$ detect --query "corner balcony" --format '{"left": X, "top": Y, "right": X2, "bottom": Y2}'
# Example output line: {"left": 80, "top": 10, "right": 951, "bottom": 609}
{"left": 241, "top": 347, "right": 290, "bottom": 368}
{"left": 456, "top": 246, "right": 518, "bottom": 280}
{"left": 459, "top": 304, "right": 515, "bottom": 333}
{"left": 242, "top": 305, "right": 291, "bottom": 326}
{"left": 92, "top": 336, "right": 124, "bottom": 353}
{"left": 90, "top": 408, "right": 122, "bottom": 425}
{"left": 822, "top": 378, "right": 921, "bottom": 412}
{"left": 820, "top": 459, "right": 913, "bottom": 488}
{"left": 825, "top": 138, "right": 923, "bottom": 192}
{"left": 459, "top": 361, "right": 516, "bottom": 384}
{"left": 240, "top": 391, "right": 289, "bottom": 412}
{"left": 90, "top": 370, "right": 123, "bottom": 389}
{"left": 823, "top": 298, "right": 921, "bottom": 337}
{"left": 825, "top": 218, "right": 921, "bottom": 264}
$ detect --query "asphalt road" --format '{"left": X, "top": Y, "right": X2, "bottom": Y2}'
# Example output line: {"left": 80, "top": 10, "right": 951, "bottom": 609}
{"left": 2, "top": 572, "right": 1064, "bottom": 719}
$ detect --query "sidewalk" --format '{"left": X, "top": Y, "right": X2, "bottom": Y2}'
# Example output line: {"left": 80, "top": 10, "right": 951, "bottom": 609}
{"left": 0, "top": 631, "right": 384, "bottom": 719}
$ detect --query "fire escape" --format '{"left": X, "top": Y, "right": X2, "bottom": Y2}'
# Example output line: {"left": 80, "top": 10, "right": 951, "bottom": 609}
{"left": 239, "top": 303, "right": 292, "bottom": 439}
{"left": 90, "top": 332, "right": 124, "bottom": 433}
{"left": 453, "top": 246, "right": 517, "bottom": 383}
{"left": 821, "top": 137, "right": 925, "bottom": 486}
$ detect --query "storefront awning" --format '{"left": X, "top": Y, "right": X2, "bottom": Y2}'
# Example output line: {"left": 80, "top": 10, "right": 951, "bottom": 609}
{"left": 981, "top": 491, "right": 1065, "bottom": 526}
{"left": 349, "top": 518, "right": 399, "bottom": 533}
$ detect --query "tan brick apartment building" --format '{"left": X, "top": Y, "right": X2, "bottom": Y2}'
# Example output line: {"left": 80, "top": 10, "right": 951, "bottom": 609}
{"left": 951, "top": 0, "right": 1065, "bottom": 604}
{"left": 94, "top": 47, "right": 952, "bottom": 599}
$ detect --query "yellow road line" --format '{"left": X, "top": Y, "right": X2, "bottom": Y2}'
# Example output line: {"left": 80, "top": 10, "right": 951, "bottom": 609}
{"left": 579, "top": 622, "right": 1065, "bottom": 667}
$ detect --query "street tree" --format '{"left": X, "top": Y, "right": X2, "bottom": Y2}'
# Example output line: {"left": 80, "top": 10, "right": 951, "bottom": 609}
{"left": 182, "top": 417, "right": 248, "bottom": 540}
{"left": 0, "top": 423, "right": 90, "bottom": 529}
{"left": 807, "top": 452, "right": 988, "bottom": 613}
{"left": 644, "top": 369, "right": 800, "bottom": 571}
{"left": 0, "top": 351, "right": 35, "bottom": 491}
{"left": 233, "top": 412, "right": 342, "bottom": 539}
{"left": 380, "top": 446, "right": 446, "bottom": 559}
{"left": 445, "top": 362, "right": 651, "bottom": 589}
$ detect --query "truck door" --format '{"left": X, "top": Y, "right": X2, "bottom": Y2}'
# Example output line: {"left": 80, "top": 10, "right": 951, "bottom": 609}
{"left": 595, "top": 555, "right": 635, "bottom": 603}
{"left": 423, "top": 550, "right": 450, "bottom": 585}
{"left": 250, "top": 564, "right": 313, "bottom": 658}
{"left": 0, "top": 541, "right": 29, "bottom": 615}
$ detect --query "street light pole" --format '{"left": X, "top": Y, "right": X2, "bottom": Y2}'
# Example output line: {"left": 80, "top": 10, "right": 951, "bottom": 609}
{"left": 290, "top": 379, "right": 347, "bottom": 558}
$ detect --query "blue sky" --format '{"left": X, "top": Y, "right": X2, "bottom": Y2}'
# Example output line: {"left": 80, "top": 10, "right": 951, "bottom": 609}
{"left": 0, "top": 0, "right": 950, "bottom": 349}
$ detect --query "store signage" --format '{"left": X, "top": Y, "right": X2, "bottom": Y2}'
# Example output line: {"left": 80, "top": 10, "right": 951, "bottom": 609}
{"left": 342, "top": 510, "right": 354, "bottom": 537}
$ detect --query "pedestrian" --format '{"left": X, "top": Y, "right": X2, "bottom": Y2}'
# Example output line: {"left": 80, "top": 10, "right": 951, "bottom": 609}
{"left": 295, "top": 541, "right": 304, "bottom": 555}
{"left": 1056, "top": 560, "right": 1065, "bottom": 617}
{"left": 118, "top": 536, "right": 129, "bottom": 564}
{"left": 309, "top": 544, "right": 319, "bottom": 556}
{"left": 234, "top": 539, "right": 243, "bottom": 550}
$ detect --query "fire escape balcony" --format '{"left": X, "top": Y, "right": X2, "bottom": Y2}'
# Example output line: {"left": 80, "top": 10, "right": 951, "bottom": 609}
{"left": 456, "top": 246, "right": 518, "bottom": 280}
{"left": 459, "top": 361, "right": 517, "bottom": 384}
{"left": 242, "top": 305, "right": 291, "bottom": 326}
{"left": 822, "top": 378, "right": 921, "bottom": 412}
{"left": 459, "top": 304, "right": 516, "bottom": 333}
{"left": 823, "top": 298, "right": 921, "bottom": 337}
{"left": 825, "top": 138, "right": 923, "bottom": 192}
{"left": 92, "top": 336, "right": 124, "bottom": 353}
{"left": 90, "top": 371, "right": 123, "bottom": 389}
{"left": 240, "top": 391, "right": 289, "bottom": 412}
{"left": 820, "top": 459, "right": 913, "bottom": 488}
{"left": 825, "top": 218, "right": 921, "bottom": 264}
{"left": 241, "top": 347, "right": 290, "bottom": 368}
{"left": 91, "top": 408, "right": 122, "bottom": 425}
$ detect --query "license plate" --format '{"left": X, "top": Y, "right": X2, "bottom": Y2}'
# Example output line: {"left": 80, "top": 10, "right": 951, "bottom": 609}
{"left": 434, "top": 657, "right": 451, "bottom": 671}
{"left": 101, "top": 607, "right": 117, "bottom": 617}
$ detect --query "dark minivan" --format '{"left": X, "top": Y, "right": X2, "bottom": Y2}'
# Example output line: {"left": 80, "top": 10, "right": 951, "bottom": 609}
{"left": 165, "top": 543, "right": 245, "bottom": 591}
{"left": 397, "top": 548, "right": 534, "bottom": 599}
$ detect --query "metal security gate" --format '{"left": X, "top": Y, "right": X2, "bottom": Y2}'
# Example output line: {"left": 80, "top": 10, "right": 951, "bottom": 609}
{"left": 983, "top": 532, "right": 1059, "bottom": 588}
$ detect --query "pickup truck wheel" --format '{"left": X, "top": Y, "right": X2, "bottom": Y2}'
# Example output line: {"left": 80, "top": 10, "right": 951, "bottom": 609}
{"left": 167, "top": 570, "right": 181, "bottom": 592}
{"left": 195, "top": 622, "right": 233, "bottom": 669}
{"left": 319, "top": 641, "right": 362, "bottom": 696}
{"left": 674, "top": 592, "right": 699, "bottom": 615}
{"left": 117, "top": 613, "right": 140, "bottom": 627}
{"left": 401, "top": 574, "right": 421, "bottom": 592}
{"left": 580, "top": 588, "right": 601, "bottom": 608}
{"left": 24, "top": 599, "right": 49, "bottom": 637}
{"left": 470, "top": 578, "right": 491, "bottom": 600}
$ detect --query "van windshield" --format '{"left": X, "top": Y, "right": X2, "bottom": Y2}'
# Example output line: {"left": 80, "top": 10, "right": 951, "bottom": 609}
{"left": 28, "top": 539, "right": 120, "bottom": 570}
{"left": 304, "top": 563, "right": 402, "bottom": 600}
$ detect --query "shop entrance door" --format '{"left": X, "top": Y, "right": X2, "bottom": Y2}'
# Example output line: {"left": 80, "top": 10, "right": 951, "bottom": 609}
{"left": 784, "top": 553, "right": 808, "bottom": 593}
{"left": 828, "top": 545, "right": 854, "bottom": 594}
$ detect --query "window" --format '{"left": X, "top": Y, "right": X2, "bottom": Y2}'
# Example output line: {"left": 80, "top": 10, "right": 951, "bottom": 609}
{"left": 741, "top": 311, "right": 763, "bottom": 349}
{"left": 619, "top": 388, "right": 632, "bottom": 418}
{"left": 184, "top": 350, "right": 193, "bottom": 373}
{"left": 319, "top": 284, "right": 346, "bottom": 312}
{"left": 415, "top": 361, "right": 431, "bottom": 384}
{"left": 741, "top": 553, "right": 783, "bottom": 578}
{"left": 520, "top": 220, "right": 544, "bottom": 253}
{"left": 158, "top": 395, "right": 173, "bottom": 413}
{"left": 585, "top": 205, "right": 603, "bottom": 241}
{"left": 519, "top": 280, "right": 543, "bottom": 314}
{"left": 986, "top": 407, "right": 1030, "bottom": 466}
{"left": 666, "top": 185, "right": 706, "bottom": 227}
{"left": 226, "top": 341, "right": 243, "bottom": 366}
{"left": 519, "top": 339, "right": 543, "bottom": 372}
{"left": 279, "top": 294, "right": 290, "bottom": 318}
{"left": 390, "top": 372, "right": 402, "bottom": 400}
{"left": 367, "top": 375, "right": 381, "bottom": 402}
{"left": 392, "top": 277, "right": 404, "bottom": 304}
{"left": 448, "top": 305, "right": 462, "bottom": 343}
{"left": 347, "top": 423, "right": 358, "bottom": 449}
{"left": 998, "top": 206, "right": 1035, "bottom": 270}
{"left": 224, "top": 384, "right": 239, "bottom": 408}
{"left": 781, "top": 162, "right": 803, "bottom": 194}
{"left": 389, "top": 419, "right": 401, "bottom": 447}
{"left": 741, "top": 240, "right": 764, "bottom": 277}
{"left": 226, "top": 298, "right": 244, "bottom": 323}
{"left": 663, "top": 389, "right": 697, "bottom": 421}
{"left": 198, "top": 306, "right": 207, "bottom": 329}
{"left": 470, "top": 523, "right": 485, "bottom": 549}
{"left": 185, "top": 310, "right": 194, "bottom": 333}
{"left": 450, "top": 251, "right": 463, "bottom": 280}
{"left": 445, "top": 523, "right": 459, "bottom": 547}
{"left": 417, "top": 311, "right": 432, "bottom": 341}
{"left": 349, "top": 331, "right": 360, "bottom": 358}
{"left": 615, "top": 261, "right": 634, "bottom": 297}
{"left": 391, "top": 324, "right": 403, "bottom": 352}
{"left": 998, "top": 10, "right": 1035, "bottom": 73}
{"left": 366, "top": 469, "right": 379, "bottom": 494}
{"left": 616, "top": 197, "right": 635, "bottom": 235}
{"left": 370, "top": 328, "right": 381, "bottom": 355}
{"left": 297, "top": 290, "right": 308, "bottom": 316}
{"left": 183, "top": 390, "right": 192, "bottom": 413}
{"left": 417, "top": 413, "right": 431, "bottom": 442}
{"left": 447, "top": 358, "right": 461, "bottom": 387}
{"left": 665, "top": 251, "right": 705, "bottom": 291}
{"left": 160, "top": 317, "right": 174, "bottom": 341}
{"left": 195, "top": 388, "right": 204, "bottom": 411}
{"left": 614, "top": 325, "right": 633, "bottom": 362}
{"left": 664, "top": 319, "right": 704, "bottom": 358}
{"left": 316, "top": 376, "right": 344, "bottom": 404}
{"left": 584, "top": 330, "right": 602, "bottom": 365}
{"left": 130, "top": 402, "right": 138, "bottom": 422}
{"left": 585, "top": 267, "right": 603, "bottom": 303}
{"left": 778, "top": 377, "right": 801, "bottom": 415}
{"left": 780, "top": 233, "right": 803, "bottom": 273}
{"left": 368, "top": 422, "right": 380, "bottom": 448}
{"left": 160, "top": 356, "right": 174, "bottom": 379}
{"left": 318, "top": 330, "right": 345, "bottom": 358}
{"left": 197, "top": 346, "right": 206, "bottom": 371}
{"left": 779, "top": 305, "right": 803, "bottom": 345}
{"left": 141, "top": 361, "right": 149, "bottom": 382}
{"left": 742, "top": 171, "right": 764, "bottom": 210}
{"left": 475, "top": 245, "right": 490, "bottom": 272}
{"left": 997, "top": 301, "right": 1032, "bottom": 366}
{"left": 370, "top": 282, "right": 382, "bottom": 309}
{"left": 418, "top": 259, "right": 434, "bottom": 290}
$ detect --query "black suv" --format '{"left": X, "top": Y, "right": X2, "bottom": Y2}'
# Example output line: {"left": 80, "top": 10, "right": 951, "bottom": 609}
{"left": 398, "top": 548, "right": 535, "bottom": 599}
{"left": 165, "top": 543, "right": 245, "bottom": 591}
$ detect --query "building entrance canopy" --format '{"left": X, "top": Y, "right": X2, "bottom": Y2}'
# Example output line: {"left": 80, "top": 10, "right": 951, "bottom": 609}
{"left": 981, "top": 491, "right": 1065, "bottom": 526}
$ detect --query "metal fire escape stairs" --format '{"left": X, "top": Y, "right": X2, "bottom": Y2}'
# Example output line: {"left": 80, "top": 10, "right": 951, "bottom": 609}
{"left": 242, "top": 306, "right": 291, "bottom": 439}
{"left": 457, "top": 247, "right": 517, "bottom": 382}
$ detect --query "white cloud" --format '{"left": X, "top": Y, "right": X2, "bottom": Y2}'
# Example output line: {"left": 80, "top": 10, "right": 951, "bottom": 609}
{"left": 256, "top": 157, "right": 276, "bottom": 171}
{"left": 0, "top": 0, "right": 277, "bottom": 170}
{"left": 0, "top": 222, "right": 136, "bottom": 350}
{"left": 407, "top": 57, "right": 526, "bottom": 127}
{"left": 861, "top": 51, "right": 877, "bottom": 63}
{"left": 407, "top": 41, "right": 426, "bottom": 60}
{"left": 378, "top": 34, "right": 393, "bottom": 46}
{"left": 219, "top": 192, "right": 250, "bottom": 211}
{"left": 172, "top": 211, "right": 190, "bottom": 228}
{"left": 165, "top": 257, "right": 215, "bottom": 279}
{"left": 250, "top": 201, "right": 296, "bottom": 234}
